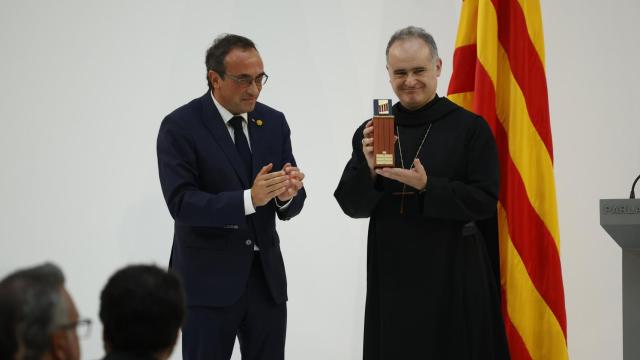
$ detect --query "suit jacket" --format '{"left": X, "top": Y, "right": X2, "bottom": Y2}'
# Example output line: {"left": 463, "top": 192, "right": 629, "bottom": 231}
{"left": 157, "top": 92, "right": 306, "bottom": 307}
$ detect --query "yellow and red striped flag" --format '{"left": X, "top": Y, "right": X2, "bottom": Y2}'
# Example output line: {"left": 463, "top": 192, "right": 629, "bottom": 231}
{"left": 447, "top": 0, "right": 568, "bottom": 359}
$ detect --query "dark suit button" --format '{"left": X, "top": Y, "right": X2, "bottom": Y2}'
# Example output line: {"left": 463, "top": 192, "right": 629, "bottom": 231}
{"left": 245, "top": 240, "right": 252, "bottom": 246}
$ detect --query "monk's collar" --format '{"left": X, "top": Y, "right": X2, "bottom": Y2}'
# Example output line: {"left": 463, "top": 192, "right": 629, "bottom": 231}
{"left": 394, "top": 94, "right": 441, "bottom": 126}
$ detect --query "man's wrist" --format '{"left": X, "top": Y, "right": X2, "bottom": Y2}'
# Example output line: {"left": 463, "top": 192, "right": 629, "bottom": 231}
{"left": 274, "top": 196, "right": 292, "bottom": 210}
{"left": 244, "top": 190, "right": 256, "bottom": 215}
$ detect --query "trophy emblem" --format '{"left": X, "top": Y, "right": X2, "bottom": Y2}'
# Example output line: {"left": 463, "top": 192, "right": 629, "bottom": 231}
{"left": 373, "top": 99, "right": 395, "bottom": 168}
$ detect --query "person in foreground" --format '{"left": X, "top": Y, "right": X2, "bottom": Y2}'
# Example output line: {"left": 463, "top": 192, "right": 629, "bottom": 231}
{"left": 157, "top": 33, "right": 306, "bottom": 360}
{"left": 99, "top": 264, "right": 185, "bottom": 360}
{"left": 0, "top": 263, "right": 86, "bottom": 360}
{"left": 334, "top": 26, "right": 510, "bottom": 359}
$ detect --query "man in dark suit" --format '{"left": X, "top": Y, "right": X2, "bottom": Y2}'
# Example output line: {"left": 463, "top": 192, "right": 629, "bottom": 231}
{"left": 157, "top": 34, "right": 306, "bottom": 360}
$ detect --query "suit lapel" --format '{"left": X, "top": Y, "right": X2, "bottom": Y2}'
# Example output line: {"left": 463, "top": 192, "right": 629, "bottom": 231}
{"left": 200, "top": 93, "right": 250, "bottom": 188}
{"left": 247, "top": 111, "right": 269, "bottom": 176}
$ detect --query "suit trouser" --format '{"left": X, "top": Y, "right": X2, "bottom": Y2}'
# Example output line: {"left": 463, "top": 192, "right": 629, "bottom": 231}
{"left": 182, "top": 253, "right": 287, "bottom": 360}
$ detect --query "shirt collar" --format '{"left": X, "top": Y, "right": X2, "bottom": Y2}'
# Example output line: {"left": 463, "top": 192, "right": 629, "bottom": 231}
{"left": 210, "top": 91, "right": 248, "bottom": 124}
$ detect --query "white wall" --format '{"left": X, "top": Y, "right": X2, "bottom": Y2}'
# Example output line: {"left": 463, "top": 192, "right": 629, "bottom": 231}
{"left": 545, "top": 1, "right": 640, "bottom": 359}
{"left": 0, "top": 1, "right": 637, "bottom": 359}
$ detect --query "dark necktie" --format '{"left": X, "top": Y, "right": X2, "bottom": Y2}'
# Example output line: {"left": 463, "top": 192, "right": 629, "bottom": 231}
{"left": 228, "top": 116, "right": 253, "bottom": 180}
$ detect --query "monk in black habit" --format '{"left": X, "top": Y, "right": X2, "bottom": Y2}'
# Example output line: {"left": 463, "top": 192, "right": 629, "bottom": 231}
{"left": 334, "top": 26, "right": 510, "bottom": 359}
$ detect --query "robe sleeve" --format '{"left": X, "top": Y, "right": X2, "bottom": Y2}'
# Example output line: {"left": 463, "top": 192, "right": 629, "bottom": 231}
{"left": 334, "top": 122, "right": 384, "bottom": 218}
{"left": 421, "top": 116, "right": 499, "bottom": 221}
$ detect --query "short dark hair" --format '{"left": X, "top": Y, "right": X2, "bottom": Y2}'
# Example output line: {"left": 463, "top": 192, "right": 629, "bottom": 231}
{"left": 0, "top": 263, "right": 67, "bottom": 360}
{"left": 205, "top": 33, "right": 257, "bottom": 91}
{"left": 386, "top": 26, "right": 439, "bottom": 64}
{"left": 100, "top": 265, "right": 185, "bottom": 357}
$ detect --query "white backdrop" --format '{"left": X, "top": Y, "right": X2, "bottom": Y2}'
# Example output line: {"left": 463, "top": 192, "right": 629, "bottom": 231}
{"left": 1, "top": 1, "right": 638, "bottom": 359}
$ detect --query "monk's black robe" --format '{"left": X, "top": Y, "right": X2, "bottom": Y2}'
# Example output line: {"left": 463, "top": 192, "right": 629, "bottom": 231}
{"left": 334, "top": 96, "right": 510, "bottom": 359}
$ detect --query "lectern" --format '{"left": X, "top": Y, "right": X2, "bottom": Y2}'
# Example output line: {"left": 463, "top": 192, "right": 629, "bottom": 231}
{"left": 600, "top": 199, "right": 640, "bottom": 359}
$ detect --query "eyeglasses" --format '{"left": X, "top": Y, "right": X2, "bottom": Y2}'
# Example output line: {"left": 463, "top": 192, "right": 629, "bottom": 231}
{"left": 58, "top": 318, "right": 92, "bottom": 339}
{"left": 217, "top": 71, "right": 269, "bottom": 87}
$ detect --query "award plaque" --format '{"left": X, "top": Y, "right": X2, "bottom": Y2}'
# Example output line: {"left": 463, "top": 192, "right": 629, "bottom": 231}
{"left": 372, "top": 99, "right": 395, "bottom": 168}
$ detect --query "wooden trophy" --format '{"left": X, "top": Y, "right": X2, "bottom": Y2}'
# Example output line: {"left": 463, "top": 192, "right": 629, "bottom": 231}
{"left": 372, "top": 99, "right": 395, "bottom": 168}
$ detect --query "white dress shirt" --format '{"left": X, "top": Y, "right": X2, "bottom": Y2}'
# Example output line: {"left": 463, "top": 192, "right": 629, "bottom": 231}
{"left": 210, "top": 93, "right": 292, "bottom": 249}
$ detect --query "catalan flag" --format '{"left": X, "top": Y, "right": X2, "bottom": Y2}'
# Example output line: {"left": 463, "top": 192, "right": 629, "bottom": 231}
{"left": 447, "top": 1, "right": 568, "bottom": 359}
